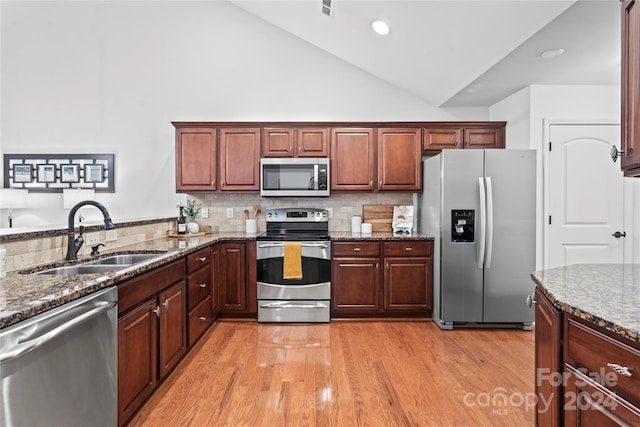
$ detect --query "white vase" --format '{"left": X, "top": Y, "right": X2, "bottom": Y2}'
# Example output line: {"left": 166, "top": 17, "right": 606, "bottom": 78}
{"left": 187, "top": 222, "right": 199, "bottom": 234}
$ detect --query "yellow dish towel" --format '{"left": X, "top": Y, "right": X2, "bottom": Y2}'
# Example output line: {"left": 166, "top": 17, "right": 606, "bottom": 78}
{"left": 283, "top": 242, "right": 303, "bottom": 280}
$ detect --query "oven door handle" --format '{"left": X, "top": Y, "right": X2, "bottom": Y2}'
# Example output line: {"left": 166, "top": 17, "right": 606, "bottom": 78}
{"left": 259, "top": 302, "right": 329, "bottom": 309}
{"left": 257, "top": 242, "right": 330, "bottom": 249}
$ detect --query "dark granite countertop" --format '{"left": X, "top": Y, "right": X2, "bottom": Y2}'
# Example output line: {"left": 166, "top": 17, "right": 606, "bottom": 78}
{"left": 0, "top": 232, "right": 253, "bottom": 329}
{"left": 531, "top": 264, "right": 640, "bottom": 343}
{"left": 0, "top": 231, "right": 435, "bottom": 329}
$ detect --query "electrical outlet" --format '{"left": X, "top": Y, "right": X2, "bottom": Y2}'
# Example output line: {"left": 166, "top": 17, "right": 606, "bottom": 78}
{"left": 226, "top": 208, "right": 234, "bottom": 219}
{"left": 105, "top": 229, "right": 118, "bottom": 241}
{"left": 85, "top": 232, "right": 100, "bottom": 245}
{"left": 326, "top": 208, "right": 333, "bottom": 218}
{"left": 201, "top": 207, "right": 209, "bottom": 219}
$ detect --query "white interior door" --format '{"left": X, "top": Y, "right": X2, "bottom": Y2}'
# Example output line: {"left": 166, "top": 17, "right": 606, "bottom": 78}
{"left": 547, "top": 123, "right": 624, "bottom": 268}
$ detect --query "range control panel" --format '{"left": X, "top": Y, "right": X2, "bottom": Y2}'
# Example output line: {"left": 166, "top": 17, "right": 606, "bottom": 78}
{"left": 266, "top": 208, "right": 328, "bottom": 222}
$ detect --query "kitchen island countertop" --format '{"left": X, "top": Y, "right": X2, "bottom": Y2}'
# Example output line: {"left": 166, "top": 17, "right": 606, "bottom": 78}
{"left": 531, "top": 263, "right": 640, "bottom": 343}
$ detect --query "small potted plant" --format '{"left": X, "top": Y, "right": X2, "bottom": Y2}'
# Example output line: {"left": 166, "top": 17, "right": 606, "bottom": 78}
{"left": 180, "top": 198, "right": 201, "bottom": 233}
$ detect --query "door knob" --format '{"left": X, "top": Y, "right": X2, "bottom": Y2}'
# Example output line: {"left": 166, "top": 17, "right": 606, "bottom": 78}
{"left": 612, "top": 231, "right": 626, "bottom": 238}
{"left": 610, "top": 146, "right": 624, "bottom": 162}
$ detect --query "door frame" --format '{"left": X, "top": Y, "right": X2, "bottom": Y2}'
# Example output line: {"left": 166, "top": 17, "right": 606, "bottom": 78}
{"left": 542, "top": 118, "right": 630, "bottom": 269}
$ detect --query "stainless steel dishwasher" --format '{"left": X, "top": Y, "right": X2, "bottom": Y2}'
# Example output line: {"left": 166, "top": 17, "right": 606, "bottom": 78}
{"left": 0, "top": 286, "right": 117, "bottom": 427}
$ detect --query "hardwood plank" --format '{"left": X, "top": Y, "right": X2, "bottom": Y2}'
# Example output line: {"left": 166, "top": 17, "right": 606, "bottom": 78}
{"left": 362, "top": 205, "right": 394, "bottom": 232}
{"left": 128, "top": 321, "right": 534, "bottom": 426}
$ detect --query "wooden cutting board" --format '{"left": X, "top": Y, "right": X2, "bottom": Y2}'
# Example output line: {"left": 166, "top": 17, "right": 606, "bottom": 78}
{"left": 362, "top": 205, "right": 394, "bottom": 232}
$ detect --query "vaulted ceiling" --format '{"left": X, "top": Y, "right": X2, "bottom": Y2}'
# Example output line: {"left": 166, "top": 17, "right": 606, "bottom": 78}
{"left": 229, "top": 0, "right": 621, "bottom": 107}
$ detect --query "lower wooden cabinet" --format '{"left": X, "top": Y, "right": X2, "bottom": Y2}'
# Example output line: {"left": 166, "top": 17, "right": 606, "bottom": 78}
{"left": 332, "top": 240, "right": 432, "bottom": 317}
{"left": 186, "top": 247, "right": 213, "bottom": 347}
{"left": 117, "top": 259, "right": 187, "bottom": 427}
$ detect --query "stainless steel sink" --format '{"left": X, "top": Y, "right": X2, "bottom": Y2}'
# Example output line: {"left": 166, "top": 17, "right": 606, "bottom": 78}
{"left": 33, "top": 264, "right": 126, "bottom": 275}
{"left": 85, "top": 253, "right": 160, "bottom": 265}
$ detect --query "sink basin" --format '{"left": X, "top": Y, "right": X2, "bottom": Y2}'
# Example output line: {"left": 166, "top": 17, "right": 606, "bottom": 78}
{"left": 85, "top": 253, "right": 160, "bottom": 265}
{"left": 33, "top": 264, "right": 126, "bottom": 275}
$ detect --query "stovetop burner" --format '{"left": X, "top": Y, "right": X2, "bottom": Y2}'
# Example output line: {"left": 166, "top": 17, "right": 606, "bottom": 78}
{"left": 258, "top": 207, "right": 329, "bottom": 241}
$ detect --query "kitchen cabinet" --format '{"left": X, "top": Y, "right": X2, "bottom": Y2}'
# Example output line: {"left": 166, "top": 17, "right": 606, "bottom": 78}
{"left": 332, "top": 242, "right": 382, "bottom": 313}
{"left": 331, "top": 240, "right": 433, "bottom": 317}
{"left": 377, "top": 128, "right": 421, "bottom": 191}
{"left": 117, "top": 259, "right": 187, "bottom": 427}
{"left": 564, "top": 316, "right": 640, "bottom": 425}
{"left": 219, "top": 242, "right": 247, "bottom": 312}
{"left": 620, "top": 0, "right": 640, "bottom": 176}
{"left": 383, "top": 241, "right": 432, "bottom": 311}
{"left": 534, "top": 289, "right": 563, "bottom": 427}
{"left": 175, "top": 127, "right": 217, "bottom": 191}
{"left": 262, "top": 127, "right": 329, "bottom": 157}
{"left": 186, "top": 247, "right": 213, "bottom": 347}
{"left": 219, "top": 128, "right": 261, "bottom": 191}
{"left": 331, "top": 128, "right": 376, "bottom": 190}
{"left": 423, "top": 125, "right": 505, "bottom": 151}
{"left": 211, "top": 244, "right": 222, "bottom": 315}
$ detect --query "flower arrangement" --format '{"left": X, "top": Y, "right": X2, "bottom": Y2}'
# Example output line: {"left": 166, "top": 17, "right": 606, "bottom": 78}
{"left": 178, "top": 198, "right": 202, "bottom": 223}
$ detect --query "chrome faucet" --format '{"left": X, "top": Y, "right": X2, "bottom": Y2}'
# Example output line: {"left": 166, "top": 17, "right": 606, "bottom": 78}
{"left": 65, "top": 200, "right": 115, "bottom": 262}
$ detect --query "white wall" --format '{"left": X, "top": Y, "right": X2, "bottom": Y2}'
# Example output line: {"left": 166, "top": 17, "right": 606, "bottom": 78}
{"left": 490, "top": 84, "right": 640, "bottom": 265}
{"left": 1, "top": 1, "right": 488, "bottom": 230}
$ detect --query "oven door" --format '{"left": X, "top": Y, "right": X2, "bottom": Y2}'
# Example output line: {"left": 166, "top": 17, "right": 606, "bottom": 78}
{"left": 256, "top": 241, "right": 331, "bottom": 301}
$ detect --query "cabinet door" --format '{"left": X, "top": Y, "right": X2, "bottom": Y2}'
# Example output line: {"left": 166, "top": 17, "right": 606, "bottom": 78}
{"left": 423, "top": 128, "right": 462, "bottom": 150}
{"left": 331, "top": 128, "right": 375, "bottom": 190}
{"left": 262, "top": 128, "right": 294, "bottom": 157}
{"left": 220, "top": 243, "right": 247, "bottom": 311}
{"left": 535, "top": 289, "right": 563, "bottom": 427}
{"left": 211, "top": 244, "right": 222, "bottom": 315}
{"left": 297, "top": 128, "right": 329, "bottom": 157}
{"left": 564, "top": 368, "right": 640, "bottom": 426}
{"left": 118, "top": 297, "right": 158, "bottom": 427}
{"left": 158, "top": 281, "right": 187, "bottom": 379}
{"left": 621, "top": 0, "right": 640, "bottom": 176}
{"left": 384, "top": 257, "right": 430, "bottom": 311}
{"left": 332, "top": 258, "right": 381, "bottom": 312}
{"left": 463, "top": 127, "right": 504, "bottom": 149}
{"left": 219, "top": 128, "right": 260, "bottom": 190}
{"left": 377, "top": 128, "right": 421, "bottom": 191}
{"left": 175, "top": 128, "right": 217, "bottom": 191}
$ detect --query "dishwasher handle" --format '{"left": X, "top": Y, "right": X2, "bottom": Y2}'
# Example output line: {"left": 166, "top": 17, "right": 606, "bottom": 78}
{"left": 0, "top": 300, "right": 116, "bottom": 363}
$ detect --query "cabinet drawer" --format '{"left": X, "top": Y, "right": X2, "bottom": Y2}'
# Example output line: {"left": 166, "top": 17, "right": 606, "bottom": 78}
{"left": 188, "top": 295, "right": 213, "bottom": 347}
{"left": 384, "top": 241, "right": 432, "bottom": 257}
{"left": 565, "top": 317, "right": 640, "bottom": 406}
{"left": 187, "top": 265, "right": 211, "bottom": 310}
{"left": 187, "top": 247, "right": 210, "bottom": 274}
{"left": 333, "top": 242, "right": 380, "bottom": 257}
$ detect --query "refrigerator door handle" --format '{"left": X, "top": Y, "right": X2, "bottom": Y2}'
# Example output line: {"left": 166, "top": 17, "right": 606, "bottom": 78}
{"left": 477, "top": 177, "right": 486, "bottom": 268}
{"left": 485, "top": 177, "right": 494, "bottom": 268}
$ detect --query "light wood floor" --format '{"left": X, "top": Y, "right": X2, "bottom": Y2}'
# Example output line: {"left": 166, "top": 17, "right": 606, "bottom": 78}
{"left": 129, "top": 320, "right": 535, "bottom": 427}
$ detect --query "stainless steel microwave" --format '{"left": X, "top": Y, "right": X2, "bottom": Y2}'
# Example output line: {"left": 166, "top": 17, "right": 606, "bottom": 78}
{"left": 260, "top": 158, "right": 330, "bottom": 197}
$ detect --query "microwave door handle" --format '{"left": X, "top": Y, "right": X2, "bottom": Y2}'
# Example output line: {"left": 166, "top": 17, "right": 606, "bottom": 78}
{"left": 313, "top": 164, "right": 319, "bottom": 190}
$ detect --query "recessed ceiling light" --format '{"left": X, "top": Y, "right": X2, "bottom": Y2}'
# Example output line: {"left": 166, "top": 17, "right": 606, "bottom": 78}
{"left": 540, "top": 48, "right": 564, "bottom": 59}
{"left": 372, "top": 20, "right": 390, "bottom": 36}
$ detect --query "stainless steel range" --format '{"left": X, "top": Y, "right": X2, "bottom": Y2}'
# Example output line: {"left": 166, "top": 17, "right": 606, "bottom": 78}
{"left": 257, "top": 208, "right": 331, "bottom": 323}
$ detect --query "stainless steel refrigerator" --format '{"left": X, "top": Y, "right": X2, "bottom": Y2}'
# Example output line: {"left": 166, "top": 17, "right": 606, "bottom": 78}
{"left": 415, "top": 149, "right": 536, "bottom": 330}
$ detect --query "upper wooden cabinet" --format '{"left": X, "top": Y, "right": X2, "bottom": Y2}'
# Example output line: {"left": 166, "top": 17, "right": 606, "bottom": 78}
{"left": 175, "top": 127, "right": 217, "bottom": 191}
{"left": 377, "top": 128, "right": 421, "bottom": 191}
{"left": 219, "top": 128, "right": 260, "bottom": 191}
{"left": 262, "top": 127, "right": 329, "bottom": 157}
{"left": 423, "top": 125, "right": 505, "bottom": 151}
{"left": 331, "top": 128, "right": 376, "bottom": 190}
{"left": 621, "top": 0, "right": 640, "bottom": 176}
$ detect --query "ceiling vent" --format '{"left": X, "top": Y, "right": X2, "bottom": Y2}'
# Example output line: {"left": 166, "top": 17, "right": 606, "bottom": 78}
{"left": 321, "top": 0, "right": 332, "bottom": 17}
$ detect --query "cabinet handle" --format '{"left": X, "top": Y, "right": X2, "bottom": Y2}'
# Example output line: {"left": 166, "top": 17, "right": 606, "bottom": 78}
{"left": 526, "top": 294, "right": 538, "bottom": 308}
{"left": 162, "top": 299, "right": 169, "bottom": 309}
{"left": 376, "top": 263, "right": 379, "bottom": 270}
{"left": 379, "top": 180, "right": 383, "bottom": 188}
{"left": 199, "top": 316, "right": 207, "bottom": 321}
{"left": 369, "top": 180, "right": 373, "bottom": 188}
{"left": 353, "top": 247, "right": 361, "bottom": 252}
{"left": 153, "top": 305, "right": 161, "bottom": 317}
{"left": 607, "top": 363, "right": 632, "bottom": 377}
{"left": 212, "top": 179, "right": 216, "bottom": 187}
{"left": 289, "top": 146, "right": 293, "bottom": 153}
{"left": 386, "top": 262, "right": 389, "bottom": 270}
{"left": 198, "top": 257, "right": 207, "bottom": 262}
{"left": 404, "top": 247, "right": 413, "bottom": 251}
{"left": 199, "top": 283, "right": 207, "bottom": 288}
{"left": 221, "top": 180, "right": 225, "bottom": 187}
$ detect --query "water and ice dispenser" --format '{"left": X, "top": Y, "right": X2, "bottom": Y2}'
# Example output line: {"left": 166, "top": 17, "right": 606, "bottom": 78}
{"left": 451, "top": 210, "right": 475, "bottom": 242}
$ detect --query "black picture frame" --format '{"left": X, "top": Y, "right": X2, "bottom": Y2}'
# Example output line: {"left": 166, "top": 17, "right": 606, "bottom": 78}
{"left": 36, "top": 164, "right": 56, "bottom": 183}
{"left": 14, "top": 164, "right": 33, "bottom": 183}
{"left": 60, "top": 164, "right": 80, "bottom": 183}
{"left": 84, "top": 164, "right": 104, "bottom": 183}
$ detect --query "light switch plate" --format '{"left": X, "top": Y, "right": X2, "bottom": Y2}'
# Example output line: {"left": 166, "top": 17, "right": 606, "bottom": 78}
{"left": 105, "top": 229, "right": 118, "bottom": 241}
{"left": 326, "top": 208, "right": 333, "bottom": 218}
{"left": 226, "top": 208, "right": 233, "bottom": 218}
{"left": 201, "top": 208, "right": 209, "bottom": 219}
